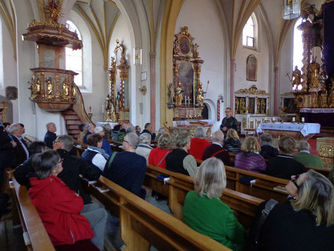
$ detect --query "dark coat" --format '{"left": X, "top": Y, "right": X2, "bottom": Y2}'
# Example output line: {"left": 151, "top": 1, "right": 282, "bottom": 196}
{"left": 44, "top": 131, "right": 57, "bottom": 149}
{"left": 220, "top": 116, "right": 238, "bottom": 132}
{"left": 266, "top": 154, "right": 306, "bottom": 179}
{"left": 166, "top": 149, "right": 190, "bottom": 175}
{"left": 259, "top": 201, "right": 334, "bottom": 251}
{"left": 260, "top": 145, "right": 279, "bottom": 159}
{"left": 224, "top": 138, "right": 241, "bottom": 154}
{"left": 12, "top": 136, "right": 29, "bottom": 167}
{"left": 202, "top": 143, "right": 230, "bottom": 165}
{"left": 103, "top": 151, "right": 146, "bottom": 198}
{"left": 0, "top": 126, "right": 14, "bottom": 183}
{"left": 14, "top": 149, "right": 101, "bottom": 204}
{"left": 141, "top": 129, "right": 156, "bottom": 141}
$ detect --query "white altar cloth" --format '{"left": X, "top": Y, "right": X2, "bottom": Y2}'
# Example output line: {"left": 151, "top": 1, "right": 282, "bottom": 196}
{"left": 257, "top": 122, "right": 320, "bottom": 137}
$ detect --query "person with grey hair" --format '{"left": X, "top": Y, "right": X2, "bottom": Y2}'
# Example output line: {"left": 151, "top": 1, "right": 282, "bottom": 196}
{"left": 202, "top": 130, "right": 230, "bottom": 165}
{"left": 9, "top": 123, "right": 29, "bottom": 166}
{"left": 189, "top": 127, "right": 211, "bottom": 160}
{"left": 293, "top": 140, "right": 323, "bottom": 168}
{"left": 44, "top": 122, "right": 57, "bottom": 149}
{"left": 28, "top": 150, "right": 106, "bottom": 250}
{"left": 94, "top": 126, "right": 112, "bottom": 156}
{"left": 136, "top": 133, "right": 152, "bottom": 161}
{"left": 83, "top": 123, "right": 96, "bottom": 144}
{"left": 183, "top": 157, "right": 245, "bottom": 249}
{"left": 148, "top": 133, "right": 171, "bottom": 168}
{"left": 259, "top": 133, "right": 278, "bottom": 159}
{"left": 103, "top": 132, "right": 146, "bottom": 198}
{"left": 166, "top": 131, "right": 197, "bottom": 177}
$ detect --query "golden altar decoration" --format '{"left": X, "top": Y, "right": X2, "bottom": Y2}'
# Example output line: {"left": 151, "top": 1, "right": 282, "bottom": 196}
{"left": 107, "top": 40, "right": 130, "bottom": 122}
{"left": 22, "top": 0, "right": 83, "bottom": 112}
{"left": 169, "top": 26, "right": 204, "bottom": 120}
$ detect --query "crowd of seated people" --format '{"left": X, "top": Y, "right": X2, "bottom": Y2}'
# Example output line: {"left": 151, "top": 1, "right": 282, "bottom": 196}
{"left": 293, "top": 140, "right": 324, "bottom": 169}
{"left": 94, "top": 126, "right": 112, "bottom": 156}
{"left": 2, "top": 117, "right": 333, "bottom": 251}
{"left": 259, "top": 133, "right": 279, "bottom": 159}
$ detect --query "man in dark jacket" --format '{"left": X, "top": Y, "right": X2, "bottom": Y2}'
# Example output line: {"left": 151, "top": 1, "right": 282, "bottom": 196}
{"left": 202, "top": 130, "right": 230, "bottom": 165}
{"left": 44, "top": 122, "right": 57, "bottom": 148}
{"left": 8, "top": 123, "right": 29, "bottom": 166}
{"left": 220, "top": 107, "right": 238, "bottom": 137}
{"left": 141, "top": 122, "right": 156, "bottom": 141}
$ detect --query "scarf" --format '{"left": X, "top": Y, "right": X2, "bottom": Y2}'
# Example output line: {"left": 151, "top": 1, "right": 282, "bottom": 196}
{"left": 88, "top": 146, "right": 110, "bottom": 159}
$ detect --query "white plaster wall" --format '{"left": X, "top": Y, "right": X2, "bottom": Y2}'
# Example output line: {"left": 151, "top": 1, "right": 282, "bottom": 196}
{"left": 235, "top": 15, "right": 270, "bottom": 93}
{"left": 0, "top": 16, "right": 17, "bottom": 122}
{"left": 175, "top": 0, "right": 226, "bottom": 132}
{"left": 279, "top": 28, "right": 294, "bottom": 96}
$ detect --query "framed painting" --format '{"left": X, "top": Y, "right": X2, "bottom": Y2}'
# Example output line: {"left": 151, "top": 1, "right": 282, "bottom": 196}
{"left": 246, "top": 54, "right": 257, "bottom": 81}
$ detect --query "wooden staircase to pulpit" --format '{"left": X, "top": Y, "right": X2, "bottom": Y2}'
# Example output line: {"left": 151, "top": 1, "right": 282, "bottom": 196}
{"left": 62, "top": 85, "right": 93, "bottom": 140}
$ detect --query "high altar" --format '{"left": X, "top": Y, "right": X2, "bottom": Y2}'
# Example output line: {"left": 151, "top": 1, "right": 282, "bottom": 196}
{"left": 288, "top": 2, "right": 334, "bottom": 127}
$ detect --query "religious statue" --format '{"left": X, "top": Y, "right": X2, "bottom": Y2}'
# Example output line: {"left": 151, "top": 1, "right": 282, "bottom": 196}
{"left": 256, "top": 98, "right": 261, "bottom": 114}
{"left": 47, "top": 79, "right": 53, "bottom": 99}
{"left": 292, "top": 66, "right": 301, "bottom": 90}
{"left": 116, "top": 91, "right": 123, "bottom": 109}
{"left": 62, "top": 80, "right": 70, "bottom": 98}
{"left": 193, "top": 43, "right": 199, "bottom": 58}
{"left": 260, "top": 98, "right": 266, "bottom": 114}
{"left": 308, "top": 59, "right": 320, "bottom": 90}
{"left": 167, "top": 82, "right": 174, "bottom": 107}
{"left": 240, "top": 98, "right": 247, "bottom": 114}
{"left": 174, "top": 82, "right": 184, "bottom": 106}
{"left": 196, "top": 82, "right": 204, "bottom": 106}
{"left": 329, "top": 87, "right": 334, "bottom": 108}
{"left": 32, "top": 78, "right": 41, "bottom": 96}
{"left": 235, "top": 98, "right": 240, "bottom": 114}
{"left": 105, "top": 95, "right": 117, "bottom": 122}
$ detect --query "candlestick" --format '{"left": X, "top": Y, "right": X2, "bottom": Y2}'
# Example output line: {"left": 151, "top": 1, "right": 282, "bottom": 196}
{"left": 292, "top": 117, "right": 296, "bottom": 122}
{"left": 301, "top": 117, "right": 305, "bottom": 123}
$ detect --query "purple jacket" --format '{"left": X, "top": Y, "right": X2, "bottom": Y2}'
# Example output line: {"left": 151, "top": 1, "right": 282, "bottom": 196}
{"left": 235, "top": 152, "right": 266, "bottom": 173}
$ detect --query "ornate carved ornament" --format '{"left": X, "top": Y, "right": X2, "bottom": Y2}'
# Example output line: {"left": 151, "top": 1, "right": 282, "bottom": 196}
{"left": 173, "top": 26, "right": 200, "bottom": 60}
{"left": 234, "top": 85, "right": 269, "bottom": 96}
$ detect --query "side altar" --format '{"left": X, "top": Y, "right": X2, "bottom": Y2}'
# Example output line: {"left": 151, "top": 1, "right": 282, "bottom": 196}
{"left": 167, "top": 26, "right": 205, "bottom": 123}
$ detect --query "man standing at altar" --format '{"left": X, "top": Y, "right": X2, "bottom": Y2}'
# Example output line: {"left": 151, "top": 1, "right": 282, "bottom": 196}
{"left": 220, "top": 107, "right": 238, "bottom": 137}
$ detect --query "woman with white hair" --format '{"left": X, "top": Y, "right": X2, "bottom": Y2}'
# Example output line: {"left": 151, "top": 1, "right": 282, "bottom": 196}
{"left": 136, "top": 133, "right": 152, "bottom": 161}
{"left": 94, "top": 126, "right": 112, "bottom": 156}
{"left": 259, "top": 170, "right": 334, "bottom": 250}
{"left": 183, "top": 157, "right": 245, "bottom": 250}
{"left": 189, "top": 127, "right": 211, "bottom": 160}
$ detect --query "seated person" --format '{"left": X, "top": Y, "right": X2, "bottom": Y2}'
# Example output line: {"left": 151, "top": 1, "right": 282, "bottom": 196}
{"left": 44, "top": 122, "right": 57, "bottom": 149}
{"left": 14, "top": 141, "right": 48, "bottom": 187}
{"left": 3, "top": 122, "right": 11, "bottom": 131}
{"left": 0, "top": 119, "right": 16, "bottom": 182}
{"left": 259, "top": 170, "right": 334, "bottom": 250}
{"left": 103, "top": 132, "right": 146, "bottom": 198}
{"left": 141, "top": 122, "right": 156, "bottom": 141}
{"left": 77, "top": 123, "right": 89, "bottom": 145}
{"left": 224, "top": 129, "right": 241, "bottom": 154}
{"left": 94, "top": 126, "right": 112, "bottom": 156}
{"left": 293, "top": 141, "right": 323, "bottom": 169}
{"left": 135, "top": 125, "right": 141, "bottom": 136}
{"left": 155, "top": 127, "right": 167, "bottom": 142}
{"left": 235, "top": 136, "right": 266, "bottom": 173}
{"left": 136, "top": 133, "right": 152, "bottom": 162}
{"left": 8, "top": 123, "right": 29, "bottom": 166}
{"left": 183, "top": 157, "right": 245, "bottom": 250}
{"left": 111, "top": 124, "right": 121, "bottom": 141}
{"left": 28, "top": 150, "right": 95, "bottom": 248}
{"left": 148, "top": 133, "right": 171, "bottom": 169}
{"left": 166, "top": 132, "right": 197, "bottom": 177}
{"left": 202, "top": 130, "right": 230, "bottom": 165}
{"left": 83, "top": 123, "right": 96, "bottom": 145}
{"left": 259, "top": 133, "right": 278, "bottom": 159}
{"left": 82, "top": 134, "right": 109, "bottom": 172}
{"left": 266, "top": 136, "right": 306, "bottom": 179}
{"left": 188, "top": 127, "right": 211, "bottom": 160}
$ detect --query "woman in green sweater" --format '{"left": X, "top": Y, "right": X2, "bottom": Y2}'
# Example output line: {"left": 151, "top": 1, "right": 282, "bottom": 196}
{"left": 183, "top": 157, "right": 245, "bottom": 250}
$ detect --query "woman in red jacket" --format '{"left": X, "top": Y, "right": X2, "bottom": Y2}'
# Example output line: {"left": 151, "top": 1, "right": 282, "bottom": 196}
{"left": 189, "top": 127, "right": 211, "bottom": 160}
{"left": 28, "top": 150, "right": 95, "bottom": 247}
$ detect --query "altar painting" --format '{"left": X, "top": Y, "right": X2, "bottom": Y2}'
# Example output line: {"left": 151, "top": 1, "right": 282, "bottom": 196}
{"left": 178, "top": 61, "right": 194, "bottom": 100}
{"left": 246, "top": 54, "right": 257, "bottom": 81}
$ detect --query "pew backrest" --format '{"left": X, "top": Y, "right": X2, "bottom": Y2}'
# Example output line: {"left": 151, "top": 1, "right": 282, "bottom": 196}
{"left": 82, "top": 176, "right": 230, "bottom": 250}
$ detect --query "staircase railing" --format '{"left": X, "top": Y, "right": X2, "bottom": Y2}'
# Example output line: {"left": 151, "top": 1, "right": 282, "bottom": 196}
{"left": 72, "top": 84, "right": 94, "bottom": 125}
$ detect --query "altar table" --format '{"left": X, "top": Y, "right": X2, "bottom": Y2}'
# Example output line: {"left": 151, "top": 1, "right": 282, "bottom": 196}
{"left": 257, "top": 122, "right": 321, "bottom": 139}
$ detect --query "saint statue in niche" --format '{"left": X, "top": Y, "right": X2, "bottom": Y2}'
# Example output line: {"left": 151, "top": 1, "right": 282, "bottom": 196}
{"left": 246, "top": 55, "right": 257, "bottom": 81}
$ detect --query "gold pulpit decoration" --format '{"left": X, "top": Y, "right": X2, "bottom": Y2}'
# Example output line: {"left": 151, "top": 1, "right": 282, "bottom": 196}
{"left": 107, "top": 40, "right": 130, "bottom": 122}
{"left": 171, "top": 26, "right": 204, "bottom": 120}
{"left": 23, "top": 0, "right": 83, "bottom": 113}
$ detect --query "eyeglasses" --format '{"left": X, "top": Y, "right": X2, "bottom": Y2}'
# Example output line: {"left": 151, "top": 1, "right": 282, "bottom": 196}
{"left": 291, "top": 174, "right": 300, "bottom": 190}
{"left": 123, "top": 140, "right": 129, "bottom": 144}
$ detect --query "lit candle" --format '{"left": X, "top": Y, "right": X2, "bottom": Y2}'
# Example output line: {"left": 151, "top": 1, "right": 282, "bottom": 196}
{"left": 301, "top": 117, "right": 305, "bottom": 123}
{"left": 292, "top": 117, "right": 296, "bottom": 122}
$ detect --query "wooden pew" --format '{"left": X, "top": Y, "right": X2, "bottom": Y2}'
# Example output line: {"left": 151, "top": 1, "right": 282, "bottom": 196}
{"left": 9, "top": 177, "right": 55, "bottom": 251}
{"left": 82, "top": 176, "right": 230, "bottom": 250}
{"left": 305, "top": 166, "right": 332, "bottom": 177}
{"left": 144, "top": 165, "right": 264, "bottom": 228}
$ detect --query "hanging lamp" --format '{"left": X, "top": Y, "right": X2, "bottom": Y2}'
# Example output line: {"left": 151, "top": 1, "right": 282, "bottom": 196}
{"left": 283, "top": 0, "right": 301, "bottom": 20}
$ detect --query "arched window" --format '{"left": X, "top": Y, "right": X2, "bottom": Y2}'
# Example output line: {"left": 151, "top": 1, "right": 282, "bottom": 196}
{"left": 65, "top": 20, "right": 83, "bottom": 87}
{"left": 293, "top": 18, "right": 303, "bottom": 71}
{"left": 242, "top": 15, "right": 256, "bottom": 47}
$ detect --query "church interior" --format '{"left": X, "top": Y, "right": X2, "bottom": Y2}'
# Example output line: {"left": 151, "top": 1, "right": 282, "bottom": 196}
{"left": 1, "top": 0, "right": 334, "bottom": 250}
